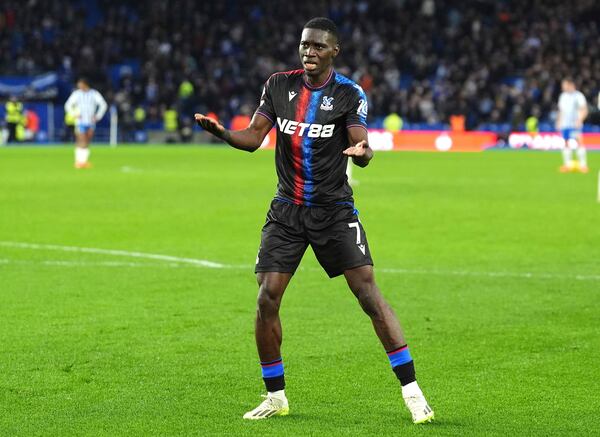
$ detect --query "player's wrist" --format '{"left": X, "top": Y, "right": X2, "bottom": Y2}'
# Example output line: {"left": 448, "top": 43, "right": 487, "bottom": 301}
{"left": 220, "top": 129, "right": 232, "bottom": 143}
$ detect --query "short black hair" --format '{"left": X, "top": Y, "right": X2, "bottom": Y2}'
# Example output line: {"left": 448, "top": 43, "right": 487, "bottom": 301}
{"left": 303, "top": 17, "right": 339, "bottom": 41}
{"left": 77, "top": 77, "right": 90, "bottom": 86}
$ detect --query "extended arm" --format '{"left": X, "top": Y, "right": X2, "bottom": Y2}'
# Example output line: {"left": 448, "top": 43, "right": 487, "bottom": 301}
{"left": 194, "top": 113, "right": 272, "bottom": 152}
{"left": 64, "top": 92, "right": 77, "bottom": 115}
{"left": 343, "top": 126, "right": 373, "bottom": 167}
{"left": 94, "top": 92, "right": 108, "bottom": 121}
{"left": 577, "top": 106, "right": 588, "bottom": 128}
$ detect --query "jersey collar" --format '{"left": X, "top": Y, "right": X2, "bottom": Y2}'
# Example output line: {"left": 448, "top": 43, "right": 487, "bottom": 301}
{"left": 303, "top": 68, "right": 334, "bottom": 91}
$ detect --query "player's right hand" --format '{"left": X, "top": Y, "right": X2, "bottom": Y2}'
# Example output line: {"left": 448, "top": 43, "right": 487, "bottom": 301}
{"left": 195, "top": 113, "right": 225, "bottom": 138}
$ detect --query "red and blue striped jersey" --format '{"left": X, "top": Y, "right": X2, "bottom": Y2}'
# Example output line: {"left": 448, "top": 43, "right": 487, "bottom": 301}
{"left": 255, "top": 69, "right": 368, "bottom": 207}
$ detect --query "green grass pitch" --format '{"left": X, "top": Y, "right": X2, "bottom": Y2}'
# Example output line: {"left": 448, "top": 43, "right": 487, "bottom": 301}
{"left": 0, "top": 145, "right": 599, "bottom": 436}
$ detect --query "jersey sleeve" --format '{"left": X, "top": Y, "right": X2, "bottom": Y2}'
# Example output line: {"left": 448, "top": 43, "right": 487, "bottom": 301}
{"left": 94, "top": 90, "right": 108, "bottom": 120}
{"left": 64, "top": 91, "right": 77, "bottom": 114}
{"left": 345, "top": 85, "right": 368, "bottom": 130}
{"left": 254, "top": 75, "right": 276, "bottom": 125}
{"left": 576, "top": 92, "right": 587, "bottom": 108}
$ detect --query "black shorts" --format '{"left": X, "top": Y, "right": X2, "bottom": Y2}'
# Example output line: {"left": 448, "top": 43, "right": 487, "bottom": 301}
{"left": 255, "top": 200, "right": 374, "bottom": 278}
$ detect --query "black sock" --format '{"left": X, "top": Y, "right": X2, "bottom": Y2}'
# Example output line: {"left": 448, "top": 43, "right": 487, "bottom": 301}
{"left": 393, "top": 360, "right": 416, "bottom": 386}
{"left": 263, "top": 375, "right": 285, "bottom": 392}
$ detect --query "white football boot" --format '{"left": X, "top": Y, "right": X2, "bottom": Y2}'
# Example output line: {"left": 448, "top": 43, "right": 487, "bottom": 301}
{"left": 243, "top": 391, "right": 289, "bottom": 420}
{"left": 402, "top": 382, "right": 434, "bottom": 424}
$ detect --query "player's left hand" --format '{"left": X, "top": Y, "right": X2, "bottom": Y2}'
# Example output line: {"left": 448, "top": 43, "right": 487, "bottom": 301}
{"left": 343, "top": 140, "right": 369, "bottom": 156}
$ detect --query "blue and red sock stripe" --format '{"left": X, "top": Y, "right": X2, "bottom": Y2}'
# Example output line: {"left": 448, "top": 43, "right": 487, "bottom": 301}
{"left": 387, "top": 345, "right": 412, "bottom": 367}
{"left": 260, "top": 358, "right": 284, "bottom": 378}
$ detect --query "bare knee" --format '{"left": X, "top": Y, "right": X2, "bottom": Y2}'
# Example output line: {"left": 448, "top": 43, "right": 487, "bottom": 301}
{"left": 256, "top": 274, "right": 284, "bottom": 321}
{"left": 349, "top": 276, "right": 389, "bottom": 320}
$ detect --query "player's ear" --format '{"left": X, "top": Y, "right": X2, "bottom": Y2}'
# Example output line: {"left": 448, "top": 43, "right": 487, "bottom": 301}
{"left": 333, "top": 43, "right": 340, "bottom": 58}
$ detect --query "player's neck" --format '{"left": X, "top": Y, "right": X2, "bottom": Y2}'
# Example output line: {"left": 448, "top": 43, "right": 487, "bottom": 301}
{"left": 304, "top": 67, "right": 333, "bottom": 88}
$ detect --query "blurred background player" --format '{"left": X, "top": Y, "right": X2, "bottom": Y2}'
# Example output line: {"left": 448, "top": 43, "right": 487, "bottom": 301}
{"left": 556, "top": 78, "right": 589, "bottom": 173}
{"left": 64, "top": 78, "right": 108, "bottom": 169}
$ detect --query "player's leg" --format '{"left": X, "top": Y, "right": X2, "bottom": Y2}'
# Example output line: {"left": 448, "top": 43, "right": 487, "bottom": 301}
{"left": 244, "top": 200, "right": 307, "bottom": 420}
{"left": 574, "top": 132, "right": 588, "bottom": 173}
{"left": 244, "top": 274, "right": 294, "bottom": 420}
{"left": 255, "top": 271, "right": 292, "bottom": 370}
{"left": 74, "top": 125, "right": 89, "bottom": 168}
{"left": 344, "top": 265, "right": 405, "bottom": 350}
{"left": 309, "top": 205, "right": 433, "bottom": 423}
{"left": 83, "top": 128, "right": 94, "bottom": 165}
{"left": 74, "top": 128, "right": 86, "bottom": 168}
{"left": 344, "top": 265, "right": 434, "bottom": 424}
{"left": 75, "top": 127, "right": 93, "bottom": 169}
{"left": 560, "top": 129, "right": 575, "bottom": 172}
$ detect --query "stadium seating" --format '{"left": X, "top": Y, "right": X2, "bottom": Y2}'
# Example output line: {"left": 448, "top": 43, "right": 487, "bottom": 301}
{"left": 1, "top": 0, "right": 599, "bottom": 129}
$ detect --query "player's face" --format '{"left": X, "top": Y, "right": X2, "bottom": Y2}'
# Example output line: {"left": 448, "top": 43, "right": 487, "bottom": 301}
{"left": 561, "top": 80, "right": 574, "bottom": 92}
{"left": 299, "top": 28, "right": 339, "bottom": 77}
{"left": 77, "top": 80, "right": 89, "bottom": 91}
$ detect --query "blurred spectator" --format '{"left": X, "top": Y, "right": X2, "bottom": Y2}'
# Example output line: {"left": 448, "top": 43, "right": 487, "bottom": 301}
{"left": 525, "top": 107, "right": 540, "bottom": 134}
{"left": 5, "top": 95, "right": 23, "bottom": 142}
{"left": 178, "top": 78, "right": 195, "bottom": 115}
{"left": 134, "top": 105, "right": 146, "bottom": 130}
{"left": 133, "top": 105, "right": 147, "bottom": 142}
{"left": 179, "top": 117, "right": 193, "bottom": 143}
{"left": 24, "top": 108, "right": 39, "bottom": 141}
{"left": 450, "top": 115, "right": 465, "bottom": 132}
{"left": 162, "top": 104, "right": 178, "bottom": 143}
{"left": 383, "top": 112, "right": 402, "bottom": 132}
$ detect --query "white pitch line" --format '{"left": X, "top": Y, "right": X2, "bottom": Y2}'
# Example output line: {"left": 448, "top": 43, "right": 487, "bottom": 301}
{"left": 377, "top": 267, "right": 600, "bottom": 282}
{"left": 120, "top": 166, "right": 143, "bottom": 173}
{"left": 1, "top": 241, "right": 598, "bottom": 282}
{"left": 0, "top": 258, "right": 183, "bottom": 268}
{"left": 0, "top": 241, "right": 227, "bottom": 268}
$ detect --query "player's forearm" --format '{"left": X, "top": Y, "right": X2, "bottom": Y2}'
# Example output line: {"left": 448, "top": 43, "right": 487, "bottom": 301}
{"left": 352, "top": 147, "right": 373, "bottom": 167}
{"left": 220, "top": 129, "right": 262, "bottom": 152}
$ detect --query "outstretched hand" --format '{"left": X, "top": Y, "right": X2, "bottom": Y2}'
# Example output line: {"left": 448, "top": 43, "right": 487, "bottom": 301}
{"left": 194, "top": 113, "right": 226, "bottom": 138}
{"left": 343, "top": 140, "right": 369, "bottom": 157}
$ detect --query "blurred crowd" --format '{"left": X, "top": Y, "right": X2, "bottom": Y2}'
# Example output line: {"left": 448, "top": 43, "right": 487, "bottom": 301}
{"left": 1, "top": 0, "right": 599, "bottom": 129}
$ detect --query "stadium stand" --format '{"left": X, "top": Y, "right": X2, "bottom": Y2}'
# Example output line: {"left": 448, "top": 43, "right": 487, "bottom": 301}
{"left": 1, "top": 0, "right": 599, "bottom": 130}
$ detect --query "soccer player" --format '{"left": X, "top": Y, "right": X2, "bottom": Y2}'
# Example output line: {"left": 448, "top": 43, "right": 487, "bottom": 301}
{"left": 556, "top": 77, "right": 589, "bottom": 173}
{"left": 64, "top": 78, "right": 108, "bottom": 169}
{"left": 195, "top": 18, "right": 434, "bottom": 424}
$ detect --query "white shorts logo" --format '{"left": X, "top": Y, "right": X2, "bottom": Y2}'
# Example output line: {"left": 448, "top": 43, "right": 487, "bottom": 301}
{"left": 348, "top": 222, "right": 366, "bottom": 255}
